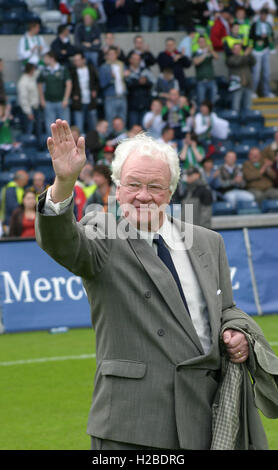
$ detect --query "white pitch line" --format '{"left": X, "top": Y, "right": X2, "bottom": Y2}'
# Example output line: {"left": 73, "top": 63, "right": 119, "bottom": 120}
{"left": 0, "top": 353, "right": 96, "bottom": 366}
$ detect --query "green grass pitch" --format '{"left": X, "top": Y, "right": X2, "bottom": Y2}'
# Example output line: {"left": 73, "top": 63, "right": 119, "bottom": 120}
{"left": 0, "top": 315, "right": 277, "bottom": 450}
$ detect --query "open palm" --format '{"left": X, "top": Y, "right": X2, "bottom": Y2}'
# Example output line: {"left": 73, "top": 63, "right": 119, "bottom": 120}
{"left": 47, "top": 119, "right": 86, "bottom": 182}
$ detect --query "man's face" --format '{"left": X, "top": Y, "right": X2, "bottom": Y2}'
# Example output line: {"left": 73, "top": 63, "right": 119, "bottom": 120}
{"left": 107, "top": 49, "right": 117, "bottom": 63}
{"left": 83, "top": 14, "right": 93, "bottom": 26}
{"left": 249, "top": 149, "right": 261, "bottom": 163}
{"left": 169, "top": 89, "right": 179, "bottom": 104}
{"left": 73, "top": 54, "right": 85, "bottom": 68}
{"left": 225, "top": 152, "right": 237, "bottom": 166}
{"left": 33, "top": 173, "right": 45, "bottom": 188}
{"left": 198, "top": 37, "right": 206, "bottom": 48}
{"left": 166, "top": 40, "right": 176, "bottom": 53}
{"left": 135, "top": 36, "right": 143, "bottom": 50}
{"left": 116, "top": 153, "right": 172, "bottom": 232}
{"left": 105, "top": 33, "right": 114, "bottom": 45}
{"left": 113, "top": 118, "right": 124, "bottom": 133}
{"left": 130, "top": 53, "right": 141, "bottom": 68}
{"left": 233, "top": 44, "right": 242, "bottom": 55}
{"left": 93, "top": 172, "right": 107, "bottom": 187}
{"left": 97, "top": 120, "right": 109, "bottom": 135}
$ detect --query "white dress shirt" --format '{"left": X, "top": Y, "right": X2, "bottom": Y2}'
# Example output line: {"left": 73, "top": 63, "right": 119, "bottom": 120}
{"left": 44, "top": 187, "right": 212, "bottom": 353}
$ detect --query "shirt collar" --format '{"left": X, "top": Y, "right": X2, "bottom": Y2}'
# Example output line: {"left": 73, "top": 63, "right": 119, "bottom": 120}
{"left": 136, "top": 215, "right": 184, "bottom": 251}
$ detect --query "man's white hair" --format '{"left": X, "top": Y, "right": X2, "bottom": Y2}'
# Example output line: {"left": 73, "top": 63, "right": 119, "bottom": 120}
{"left": 111, "top": 133, "right": 180, "bottom": 195}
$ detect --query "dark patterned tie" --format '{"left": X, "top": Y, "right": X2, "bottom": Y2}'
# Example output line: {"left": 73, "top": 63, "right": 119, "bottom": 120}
{"left": 153, "top": 234, "right": 190, "bottom": 317}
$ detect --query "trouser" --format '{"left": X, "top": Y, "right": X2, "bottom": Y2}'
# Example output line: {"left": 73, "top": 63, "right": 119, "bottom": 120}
{"left": 91, "top": 436, "right": 174, "bottom": 450}
{"left": 252, "top": 49, "right": 271, "bottom": 96}
{"left": 196, "top": 80, "right": 218, "bottom": 107}
{"left": 104, "top": 95, "right": 127, "bottom": 131}
{"left": 231, "top": 87, "right": 252, "bottom": 112}
{"left": 73, "top": 105, "right": 98, "bottom": 134}
{"left": 249, "top": 187, "right": 278, "bottom": 204}
{"left": 44, "top": 101, "right": 70, "bottom": 136}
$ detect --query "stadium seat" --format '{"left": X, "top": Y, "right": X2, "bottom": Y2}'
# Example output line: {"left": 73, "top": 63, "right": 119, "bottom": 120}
{"left": 3, "top": 151, "right": 32, "bottom": 171}
{"left": 260, "top": 127, "right": 278, "bottom": 142}
{"left": 240, "top": 109, "right": 265, "bottom": 128}
{"left": 34, "top": 151, "right": 52, "bottom": 167}
{"left": 261, "top": 199, "right": 278, "bottom": 213}
{"left": 238, "top": 126, "right": 258, "bottom": 145}
{"left": 17, "top": 134, "right": 38, "bottom": 148}
{"left": 212, "top": 201, "right": 237, "bottom": 216}
{"left": 217, "top": 109, "right": 239, "bottom": 124}
{"left": 236, "top": 200, "right": 261, "bottom": 215}
{"left": 233, "top": 144, "right": 251, "bottom": 160}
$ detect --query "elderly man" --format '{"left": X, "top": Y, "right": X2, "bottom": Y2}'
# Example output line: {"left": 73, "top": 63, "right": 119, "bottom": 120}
{"left": 242, "top": 147, "right": 278, "bottom": 203}
{"left": 35, "top": 119, "right": 278, "bottom": 450}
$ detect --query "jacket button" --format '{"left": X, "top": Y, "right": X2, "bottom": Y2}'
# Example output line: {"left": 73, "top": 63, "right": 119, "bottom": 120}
{"left": 145, "top": 291, "right": 151, "bottom": 298}
{"left": 157, "top": 329, "right": 165, "bottom": 337}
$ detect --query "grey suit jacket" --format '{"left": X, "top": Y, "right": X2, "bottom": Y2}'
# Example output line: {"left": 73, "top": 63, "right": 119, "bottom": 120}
{"left": 35, "top": 191, "right": 272, "bottom": 450}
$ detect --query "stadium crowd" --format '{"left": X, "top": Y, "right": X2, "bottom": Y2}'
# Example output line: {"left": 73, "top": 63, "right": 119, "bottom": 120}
{"left": 1, "top": 0, "right": 278, "bottom": 237}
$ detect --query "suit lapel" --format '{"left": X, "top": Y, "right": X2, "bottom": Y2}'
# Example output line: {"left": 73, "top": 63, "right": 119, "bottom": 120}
{"left": 117, "top": 217, "right": 204, "bottom": 354}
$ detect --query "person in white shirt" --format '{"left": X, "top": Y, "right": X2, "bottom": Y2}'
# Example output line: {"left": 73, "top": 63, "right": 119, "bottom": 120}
{"left": 250, "top": 0, "right": 276, "bottom": 24}
{"left": 17, "top": 63, "right": 42, "bottom": 140}
{"left": 143, "top": 99, "right": 165, "bottom": 139}
{"left": 17, "top": 21, "right": 49, "bottom": 67}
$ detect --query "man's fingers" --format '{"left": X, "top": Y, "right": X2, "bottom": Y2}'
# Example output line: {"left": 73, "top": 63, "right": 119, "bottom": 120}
{"left": 47, "top": 137, "right": 55, "bottom": 156}
{"left": 62, "top": 119, "right": 75, "bottom": 143}
{"left": 222, "top": 330, "right": 232, "bottom": 344}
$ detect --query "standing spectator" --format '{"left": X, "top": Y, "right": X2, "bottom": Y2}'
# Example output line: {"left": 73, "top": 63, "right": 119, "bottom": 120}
{"left": 71, "top": 51, "right": 99, "bottom": 134}
{"left": 226, "top": 43, "right": 255, "bottom": 112}
{"left": 242, "top": 147, "right": 278, "bottom": 203}
{"left": 74, "top": 1, "right": 95, "bottom": 24}
{"left": 18, "top": 21, "right": 49, "bottom": 67}
{"left": 74, "top": 7, "right": 102, "bottom": 67}
{"left": 235, "top": 6, "right": 252, "bottom": 48}
{"left": 78, "top": 162, "right": 98, "bottom": 199}
{"left": 0, "top": 100, "right": 13, "bottom": 145}
{"left": 38, "top": 51, "right": 72, "bottom": 135}
{"left": 157, "top": 37, "right": 192, "bottom": 94}
{"left": 218, "top": 150, "right": 255, "bottom": 208}
{"left": 210, "top": 8, "right": 233, "bottom": 52}
{"left": 249, "top": 8, "right": 275, "bottom": 98}
{"left": 181, "top": 167, "right": 213, "bottom": 228}
{"left": 156, "top": 125, "right": 177, "bottom": 148}
{"left": 142, "top": 99, "right": 165, "bottom": 139}
{"left": 193, "top": 35, "right": 219, "bottom": 106}
{"left": 9, "top": 189, "right": 36, "bottom": 238}
{"left": 103, "top": 0, "right": 129, "bottom": 32}
{"left": 262, "top": 130, "right": 278, "bottom": 161}
{"left": 17, "top": 63, "right": 42, "bottom": 140}
{"left": 125, "top": 52, "right": 154, "bottom": 127}
{"left": 172, "top": 0, "right": 194, "bottom": 32}
{"left": 139, "top": 0, "right": 161, "bottom": 32}
{"left": 179, "top": 132, "right": 205, "bottom": 170}
{"left": 126, "top": 35, "right": 156, "bottom": 69}
{"left": 102, "top": 32, "right": 126, "bottom": 63}
{"left": 106, "top": 116, "right": 127, "bottom": 145}
{"left": 85, "top": 119, "right": 109, "bottom": 162}
{"left": 99, "top": 46, "right": 127, "bottom": 130}
{"left": 155, "top": 68, "right": 179, "bottom": 104}
{"left": 250, "top": 0, "right": 276, "bottom": 25}
{"left": 59, "top": 0, "right": 74, "bottom": 24}
{"left": 223, "top": 22, "right": 246, "bottom": 56}
{"left": 194, "top": 100, "right": 230, "bottom": 141}
{"left": 0, "top": 170, "right": 29, "bottom": 235}
{"left": 28, "top": 171, "right": 49, "bottom": 199}
{"left": 161, "top": 89, "right": 195, "bottom": 144}
{"left": 50, "top": 24, "right": 76, "bottom": 67}
{"left": 84, "top": 164, "right": 116, "bottom": 213}
{"left": 97, "top": 145, "right": 115, "bottom": 167}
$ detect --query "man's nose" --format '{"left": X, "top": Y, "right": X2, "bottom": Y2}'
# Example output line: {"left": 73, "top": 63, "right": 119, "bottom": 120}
{"left": 136, "top": 185, "right": 153, "bottom": 201}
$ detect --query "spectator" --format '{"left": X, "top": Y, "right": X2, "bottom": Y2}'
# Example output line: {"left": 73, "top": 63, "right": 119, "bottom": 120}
{"left": 9, "top": 189, "right": 36, "bottom": 238}
{"left": 155, "top": 68, "right": 180, "bottom": 104}
{"left": 0, "top": 170, "right": 29, "bottom": 235}
{"left": 160, "top": 0, "right": 176, "bottom": 32}
{"left": 0, "top": 99, "right": 13, "bottom": 145}
{"left": 106, "top": 116, "right": 127, "bottom": 146}
{"left": 125, "top": 52, "right": 154, "bottom": 127}
{"left": 201, "top": 156, "right": 222, "bottom": 201}
{"left": 127, "top": 123, "right": 143, "bottom": 137}
{"left": 178, "top": 27, "right": 197, "bottom": 59}
{"left": 74, "top": 0, "right": 96, "bottom": 24}
{"left": 103, "top": 0, "right": 129, "bottom": 32}
{"left": 74, "top": 7, "right": 102, "bottom": 67}
{"left": 192, "top": 35, "right": 219, "bottom": 106}
{"left": 50, "top": 24, "right": 76, "bottom": 67}
{"left": 139, "top": 0, "right": 161, "bottom": 32}
{"left": 71, "top": 51, "right": 99, "bottom": 134}
{"left": 59, "top": 0, "right": 74, "bottom": 24}
{"left": 271, "top": 149, "right": 278, "bottom": 187}
{"left": 97, "top": 145, "right": 115, "bottom": 167}
{"left": 161, "top": 89, "right": 195, "bottom": 143}
{"left": 28, "top": 171, "right": 49, "bottom": 199}
{"left": 262, "top": 130, "right": 278, "bottom": 161}
{"left": 38, "top": 51, "right": 72, "bottom": 135}
{"left": 194, "top": 100, "right": 230, "bottom": 141}
{"left": 250, "top": 0, "right": 277, "bottom": 25}
{"left": 126, "top": 35, "right": 156, "bottom": 69}
{"left": 142, "top": 99, "right": 165, "bottom": 139}
{"left": 157, "top": 37, "right": 192, "bottom": 93}
{"left": 78, "top": 162, "right": 98, "bottom": 199}
{"left": 210, "top": 8, "right": 233, "bottom": 52}
{"left": 181, "top": 167, "right": 213, "bottom": 228}
{"left": 18, "top": 21, "right": 49, "bottom": 67}
{"left": 218, "top": 150, "right": 255, "bottom": 208}
{"left": 235, "top": 6, "right": 252, "bottom": 48}
{"left": 85, "top": 119, "right": 109, "bottom": 162}
{"left": 91, "top": 0, "right": 107, "bottom": 30}
{"left": 172, "top": 0, "right": 194, "bottom": 32}
{"left": 242, "top": 147, "right": 278, "bottom": 203}
{"left": 99, "top": 46, "right": 127, "bottom": 131}
{"left": 102, "top": 32, "right": 126, "bottom": 63}
{"left": 223, "top": 22, "right": 246, "bottom": 56}
{"left": 156, "top": 125, "right": 177, "bottom": 148}
{"left": 84, "top": 164, "right": 116, "bottom": 213}
{"left": 226, "top": 43, "right": 255, "bottom": 112}
{"left": 17, "top": 63, "right": 41, "bottom": 140}
{"left": 179, "top": 132, "right": 205, "bottom": 170}
{"left": 249, "top": 8, "right": 275, "bottom": 98}
{"left": 231, "top": 1, "right": 253, "bottom": 16}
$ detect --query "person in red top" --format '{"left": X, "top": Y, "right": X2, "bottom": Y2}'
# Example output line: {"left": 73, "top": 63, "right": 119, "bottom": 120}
{"left": 210, "top": 8, "right": 233, "bottom": 52}
{"left": 9, "top": 189, "right": 36, "bottom": 238}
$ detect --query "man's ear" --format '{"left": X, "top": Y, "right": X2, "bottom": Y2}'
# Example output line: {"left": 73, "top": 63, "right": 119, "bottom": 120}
{"left": 115, "top": 185, "right": 120, "bottom": 202}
